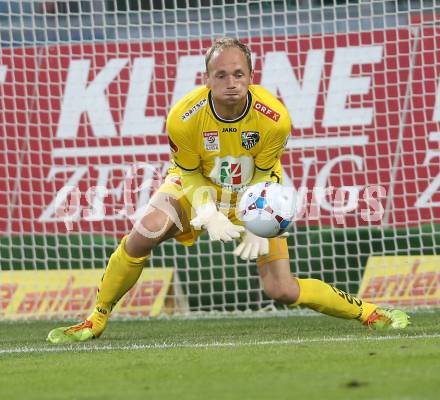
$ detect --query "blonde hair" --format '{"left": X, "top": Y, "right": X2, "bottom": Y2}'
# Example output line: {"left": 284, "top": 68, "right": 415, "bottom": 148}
{"left": 205, "top": 37, "right": 252, "bottom": 74}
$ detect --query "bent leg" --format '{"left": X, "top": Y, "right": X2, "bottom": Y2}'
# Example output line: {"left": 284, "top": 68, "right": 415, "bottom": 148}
{"left": 259, "top": 262, "right": 377, "bottom": 322}
{"left": 258, "top": 259, "right": 300, "bottom": 305}
{"left": 89, "top": 194, "right": 190, "bottom": 336}
{"left": 257, "top": 237, "right": 377, "bottom": 323}
{"left": 257, "top": 237, "right": 299, "bottom": 304}
{"left": 293, "top": 278, "right": 377, "bottom": 322}
{"left": 47, "top": 180, "right": 195, "bottom": 343}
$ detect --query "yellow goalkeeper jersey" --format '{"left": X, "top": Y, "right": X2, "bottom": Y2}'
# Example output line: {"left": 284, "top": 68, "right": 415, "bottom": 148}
{"left": 166, "top": 84, "right": 291, "bottom": 199}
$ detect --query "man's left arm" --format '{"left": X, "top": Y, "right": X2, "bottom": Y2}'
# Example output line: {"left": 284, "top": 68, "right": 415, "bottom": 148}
{"left": 234, "top": 116, "right": 291, "bottom": 261}
{"left": 250, "top": 115, "right": 291, "bottom": 185}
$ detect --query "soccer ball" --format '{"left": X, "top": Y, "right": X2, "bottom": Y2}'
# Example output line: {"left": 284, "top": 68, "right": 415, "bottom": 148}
{"left": 238, "top": 181, "right": 294, "bottom": 238}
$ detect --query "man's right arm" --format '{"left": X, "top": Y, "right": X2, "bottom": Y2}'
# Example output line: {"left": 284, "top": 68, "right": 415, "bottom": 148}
{"left": 166, "top": 122, "right": 244, "bottom": 241}
{"left": 167, "top": 122, "right": 216, "bottom": 211}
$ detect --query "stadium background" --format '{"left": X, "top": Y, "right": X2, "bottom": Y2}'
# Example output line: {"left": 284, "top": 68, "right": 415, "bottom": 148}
{"left": 1, "top": 0, "right": 440, "bottom": 316}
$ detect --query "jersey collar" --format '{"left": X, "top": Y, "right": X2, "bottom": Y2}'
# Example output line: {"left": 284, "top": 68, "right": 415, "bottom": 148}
{"left": 208, "top": 91, "right": 252, "bottom": 123}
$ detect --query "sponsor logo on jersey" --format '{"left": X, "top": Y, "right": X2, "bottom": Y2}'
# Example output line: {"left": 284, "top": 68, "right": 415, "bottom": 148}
{"left": 203, "top": 131, "right": 220, "bottom": 151}
{"left": 254, "top": 101, "right": 280, "bottom": 121}
{"left": 222, "top": 127, "right": 237, "bottom": 133}
{"left": 169, "top": 137, "right": 178, "bottom": 153}
{"left": 241, "top": 131, "right": 260, "bottom": 150}
{"left": 220, "top": 161, "right": 242, "bottom": 185}
{"left": 181, "top": 98, "right": 208, "bottom": 121}
{"left": 209, "top": 156, "right": 254, "bottom": 192}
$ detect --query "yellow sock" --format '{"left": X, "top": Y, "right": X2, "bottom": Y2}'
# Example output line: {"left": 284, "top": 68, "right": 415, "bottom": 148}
{"left": 294, "top": 278, "right": 377, "bottom": 322}
{"left": 87, "top": 236, "right": 149, "bottom": 336}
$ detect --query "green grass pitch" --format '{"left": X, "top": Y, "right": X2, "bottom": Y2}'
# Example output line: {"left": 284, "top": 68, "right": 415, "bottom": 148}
{"left": 1, "top": 311, "right": 439, "bottom": 400}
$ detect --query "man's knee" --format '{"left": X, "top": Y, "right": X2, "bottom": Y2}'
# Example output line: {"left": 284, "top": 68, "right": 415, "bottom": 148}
{"left": 264, "top": 285, "right": 297, "bottom": 305}
{"left": 262, "top": 278, "right": 299, "bottom": 305}
{"left": 125, "top": 197, "right": 186, "bottom": 258}
{"left": 125, "top": 228, "right": 161, "bottom": 258}
{"left": 258, "top": 260, "right": 299, "bottom": 305}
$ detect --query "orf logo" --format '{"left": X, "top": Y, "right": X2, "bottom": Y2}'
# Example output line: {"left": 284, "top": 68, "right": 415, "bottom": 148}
{"left": 254, "top": 101, "right": 280, "bottom": 121}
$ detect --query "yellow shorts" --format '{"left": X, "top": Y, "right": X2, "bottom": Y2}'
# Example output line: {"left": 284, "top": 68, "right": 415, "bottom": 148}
{"left": 155, "top": 174, "right": 289, "bottom": 266}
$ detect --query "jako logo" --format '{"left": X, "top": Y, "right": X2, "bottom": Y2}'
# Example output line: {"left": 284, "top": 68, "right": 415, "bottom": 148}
{"left": 222, "top": 127, "right": 237, "bottom": 133}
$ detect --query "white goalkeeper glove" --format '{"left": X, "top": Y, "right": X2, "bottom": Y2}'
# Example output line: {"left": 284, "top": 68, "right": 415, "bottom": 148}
{"left": 190, "top": 204, "right": 245, "bottom": 242}
{"left": 233, "top": 229, "right": 269, "bottom": 261}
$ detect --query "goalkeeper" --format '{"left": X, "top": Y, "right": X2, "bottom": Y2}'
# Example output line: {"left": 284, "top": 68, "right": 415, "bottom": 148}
{"left": 48, "top": 38, "right": 408, "bottom": 343}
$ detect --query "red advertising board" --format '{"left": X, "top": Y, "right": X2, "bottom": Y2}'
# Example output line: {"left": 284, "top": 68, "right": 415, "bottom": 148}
{"left": 1, "top": 28, "right": 439, "bottom": 236}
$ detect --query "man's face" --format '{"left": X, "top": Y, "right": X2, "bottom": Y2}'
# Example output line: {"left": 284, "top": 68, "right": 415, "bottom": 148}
{"left": 204, "top": 47, "right": 253, "bottom": 107}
